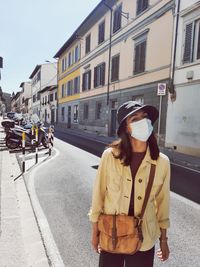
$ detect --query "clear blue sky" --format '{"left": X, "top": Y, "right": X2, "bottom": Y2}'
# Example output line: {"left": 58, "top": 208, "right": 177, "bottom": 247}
{"left": 0, "top": 0, "right": 100, "bottom": 94}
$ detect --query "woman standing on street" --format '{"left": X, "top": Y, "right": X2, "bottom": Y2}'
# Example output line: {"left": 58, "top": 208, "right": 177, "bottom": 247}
{"left": 89, "top": 101, "right": 170, "bottom": 267}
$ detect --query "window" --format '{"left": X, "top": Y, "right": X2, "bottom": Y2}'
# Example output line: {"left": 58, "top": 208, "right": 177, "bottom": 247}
{"left": 68, "top": 52, "right": 72, "bottom": 67}
{"left": 111, "top": 54, "right": 120, "bottom": 82}
{"left": 136, "top": 0, "right": 148, "bottom": 16}
{"left": 74, "top": 45, "right": 80, "bottom": 63}
{"left": 50, "top": 94, "right": 54, "bottom": 102}
{"left": 82, "top": 70, "right": 91, "bottom": 91}
{"left": 61, "top": 107, "right": 65, "bottom": 121}
{"left": 134, "top": 38, "right": 147, "bottom": 74}
{"left": 183, "top": 19, "right": 200, "bottom": 64}
{"left": 98, "top": 21, "right": 105, "bottom": 44}
{"left": 37, "top": 72, "right": 41, "bottom": 83}
{"left": 64, "top": 56, "right": 67, "bottom": 70}
{"left": 33, "top": 94, "right": 36, "bottom": 103}
{"left": 85, "top": 34, "right": 91, "bottom": 54}
{"left": 62, "top": 57, "right": 67, "bottom": 72}
{"left": 95, "top": 102, "right": 102, "bottom": 119}
{"left": 62, "top": 58, "right": 65, "bottom": 72}
{"left": 73, "top": 105, "right": 78, "bottom": 123}
{"left": 113, "top": 4, "right": 122, "bottom": 33}
{"left": 94, "top": 63, "right": 105, "bottom": 87}
{"left": 83, "top": 103, "right": 89, "bottom": 120}
{"left": 74, "top": 76, "right": 80, "bottom": 94}
{"left": 61, "top": 84, "right": 65, "bottom": 98}
{"left": 37, "top": 92, "right": 40, "bottom": 101}
{"left": 67, "top": 80, "right": 73, "bottom": 96}
{"left": 55, "top": 92, "right": 57, "bottom": 100}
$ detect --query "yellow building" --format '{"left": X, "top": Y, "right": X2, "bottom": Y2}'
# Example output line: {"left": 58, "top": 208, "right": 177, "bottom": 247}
{"left": 54, "top": 36, "right": 81, "bottom": 129}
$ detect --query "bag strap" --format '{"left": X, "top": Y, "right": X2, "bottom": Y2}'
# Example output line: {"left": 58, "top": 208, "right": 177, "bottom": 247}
{"left": 139, "top": 164, "right": 156, "bottom": 220}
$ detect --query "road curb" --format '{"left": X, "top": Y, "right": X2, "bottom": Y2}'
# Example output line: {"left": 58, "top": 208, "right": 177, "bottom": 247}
{"left": 24, "top": 147, "right": 65, "bottom": 267}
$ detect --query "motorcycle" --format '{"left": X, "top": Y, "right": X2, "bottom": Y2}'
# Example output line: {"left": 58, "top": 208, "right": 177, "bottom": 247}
{"left": 5, "top": 122, "right": 48, "bottom": 149}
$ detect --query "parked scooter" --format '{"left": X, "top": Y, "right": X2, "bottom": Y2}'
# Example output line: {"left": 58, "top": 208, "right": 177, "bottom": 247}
{"left": 5, "top": 122, "right": 48, "bottom": 149}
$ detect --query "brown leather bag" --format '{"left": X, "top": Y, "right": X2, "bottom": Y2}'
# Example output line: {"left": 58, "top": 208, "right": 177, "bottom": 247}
{"left": 98, "top": 164, "right": 156, "bottom": 254}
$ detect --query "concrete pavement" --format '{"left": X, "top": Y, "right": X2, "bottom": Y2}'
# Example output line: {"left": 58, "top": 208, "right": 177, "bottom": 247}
{"left": 0, "top": 117, "right": 50, "bottom": 267}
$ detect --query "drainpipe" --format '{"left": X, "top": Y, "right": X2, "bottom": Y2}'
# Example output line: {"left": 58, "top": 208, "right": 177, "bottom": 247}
{"left": 169, "top": 0, "right": 181, "bottom": 101}
{"left": 56, "top": 61, "right": 59, "bottom": 125}
{"left": 103, "top": 1, "right": 113, "bottom": 136}
{"left": 106, "top": 5, "right": 112, "bottom": 106}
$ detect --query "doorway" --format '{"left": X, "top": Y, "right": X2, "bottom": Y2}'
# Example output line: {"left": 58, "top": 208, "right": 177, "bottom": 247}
{"left": 67, "top": 106, "right": 71, "bottom": 128}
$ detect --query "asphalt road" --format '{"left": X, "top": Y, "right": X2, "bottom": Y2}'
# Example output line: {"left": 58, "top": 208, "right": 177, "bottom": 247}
{"left": 55, "top": 131, "right": 200, "bottom": 204}
{"left": 34, "top": 135, "right": 200, "bottom": 267}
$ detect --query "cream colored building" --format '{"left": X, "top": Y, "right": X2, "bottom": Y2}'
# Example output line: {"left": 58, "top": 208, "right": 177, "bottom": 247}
{"left": 29, "top": 62, "right": 57, "bottom": 119}
{"left": 19, "top": 82, "right": 31, "bottom": 114}
{"left": 55, "top": 0, "right": 174, "bottom": 139}
{"left": 166, "top": 0, "right": 200, "bottom": 156}
{"left": 40, "top": 85, "right": 58, "bottom": 125}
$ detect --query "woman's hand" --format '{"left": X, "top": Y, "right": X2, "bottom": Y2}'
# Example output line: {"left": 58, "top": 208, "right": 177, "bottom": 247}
{"left": 157, "top": 240, "right": 170, "bottom": 261}
{"left": 91, "top": 233, "right": 100, "bottom": 253}
{"left": 91, "top": 222, "right": 101, "bottom": 253}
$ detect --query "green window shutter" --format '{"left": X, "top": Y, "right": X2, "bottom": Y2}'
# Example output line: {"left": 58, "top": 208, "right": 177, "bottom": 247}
{"left": 101, "top": 62, "right": 106, "bottom": 86}
{"left": 82, "top": 73, "right": 86, "bottom": 91}
{"left": 197, "top": 23, "right": 200, "bottom": 60}
{"left": 94, "top": 67, "right": 97, "bottom": 88}
{"left": 140, "top": 41, "right": 146, "bottom": 72}
{"left": 183, "top": 22, "right": 194, "bottom": 63}
{"left": 88, "top": 70, "right": 91, "bottom": 90}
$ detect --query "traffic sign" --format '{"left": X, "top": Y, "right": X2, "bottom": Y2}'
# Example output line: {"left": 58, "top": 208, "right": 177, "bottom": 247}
{"left": 157, "top": 83, "right": 166, "bottom": 96}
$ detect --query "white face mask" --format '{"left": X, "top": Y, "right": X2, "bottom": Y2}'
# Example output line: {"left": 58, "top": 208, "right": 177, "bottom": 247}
{"left": 129, "top": 118, "right": 153, "bottom": 142}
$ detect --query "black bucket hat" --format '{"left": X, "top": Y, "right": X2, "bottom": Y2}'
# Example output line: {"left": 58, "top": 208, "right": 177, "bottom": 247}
{"left": 117, "top": 101, "right": 159, "bottom": 136}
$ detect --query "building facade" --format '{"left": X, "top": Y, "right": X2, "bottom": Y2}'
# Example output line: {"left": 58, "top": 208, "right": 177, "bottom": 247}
{"left": 165, "top": 0, "right": 200, "bottom": 156}
{"left": 29, "top": 62, "right": 57, "bottom": 119}
{"left": 55, "top": 0, "right": 174, "bottom": 141}
{"left": 55, "top": 38, "right": 81, "bottom": 129}
{"left": 19, "top": 82, "right": 31, "bottom": 114}
{"left": 11, "top": 92, "right": 21, "bottom": 113}
{"left": 40, "top": 85, "right": 58, "bottom": 124}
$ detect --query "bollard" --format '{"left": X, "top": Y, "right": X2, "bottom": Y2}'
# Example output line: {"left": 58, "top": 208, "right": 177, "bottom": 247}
{"left": 31, "top": 125, "right": 35, "bottom": 151}
{"left": 22, "top": 131, "right": 26, "bottom": 173}
{"left": 48, "top": 126, "right": 54, "bottom": 156}
{"left": 35, "top": 127, "right": 38, "bottom": 164}
{"left": 48, "top": 126, "right": 52, "bottom": 156}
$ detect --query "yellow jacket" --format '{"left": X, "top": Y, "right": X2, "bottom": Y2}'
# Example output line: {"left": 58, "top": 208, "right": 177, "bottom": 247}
{"left": 89, "top": 147, "right": 170, "bottom": 251}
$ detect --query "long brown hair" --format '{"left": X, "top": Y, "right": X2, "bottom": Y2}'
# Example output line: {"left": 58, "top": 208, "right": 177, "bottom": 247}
{"left": 109, "top": 121, "right": 160, "bottom": 166}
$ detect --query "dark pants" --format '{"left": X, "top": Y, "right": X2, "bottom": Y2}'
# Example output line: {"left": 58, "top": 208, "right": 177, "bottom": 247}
{"left": 99, "top": 247, "right": 155, "bottom": 267}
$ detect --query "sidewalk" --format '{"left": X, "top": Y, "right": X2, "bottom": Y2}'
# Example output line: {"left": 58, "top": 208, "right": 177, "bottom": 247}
{"left": 55, "top": 125, "right": 200, "bottom": 172}
{"left": 0, "top": 117, "right": 50, "bottom": 267}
